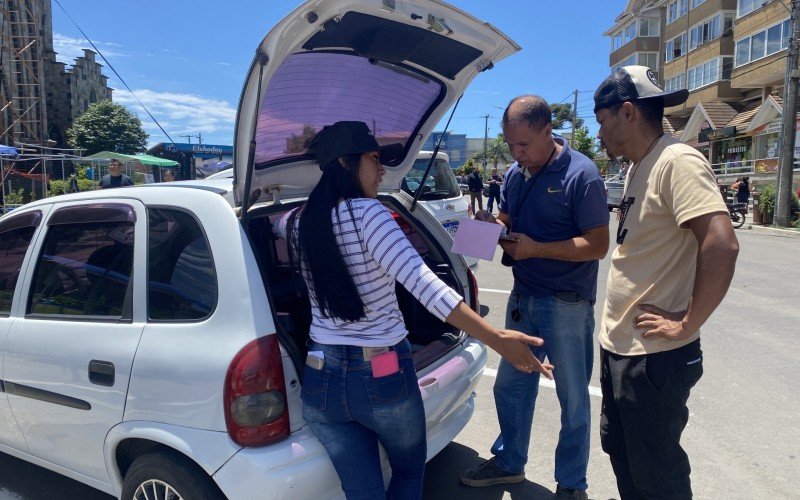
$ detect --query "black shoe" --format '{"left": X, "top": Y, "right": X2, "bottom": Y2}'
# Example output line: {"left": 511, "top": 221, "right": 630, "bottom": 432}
{"left": 555, "top": 484, "right": 589, "bottom": 499}
{"left": 460, "top": 457, "right": 526, "bottom": 487}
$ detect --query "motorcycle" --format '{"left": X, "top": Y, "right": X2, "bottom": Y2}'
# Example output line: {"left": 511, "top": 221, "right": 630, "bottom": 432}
{"left": 727, "top": 202, "right": 747, "bottom": 229}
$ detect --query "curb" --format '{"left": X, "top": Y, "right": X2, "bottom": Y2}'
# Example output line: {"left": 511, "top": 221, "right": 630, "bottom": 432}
{"left": 741, "top": 224, "right": 800, "bottom": 237}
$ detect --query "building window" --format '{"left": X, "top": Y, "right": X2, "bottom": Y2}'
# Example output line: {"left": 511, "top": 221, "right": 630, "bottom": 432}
{"left": 667, "top": 0, "right": 688, "bottom": 24}
{"left": 665, "top": 32, "right": 688, "bottom": 62}
{"left": 687, "top": 56, "right": 732, "bottom": 90}
{"left": 624, "top": 22, "right": 637, "bottom": 44}
{"left": 639, "top": 18, "right": 660, "bottom": 37}
{"left": 689, "top": 12, "right": 734, "bottom": 51}
{"left": 638, "top": 52, "right": 659, "bottom": 71}
{"left": 737, "top": 0, "right": 764, "bottom": 18}
{"left": 612, "top": 54, "right": 638, "bottom": 73}
{"left": 612, "top": 30, "right": 624, "bottom": 51}
{"left": 734, "top": 18, "right": 791, "bottom": 67}
{"left": 691, "top": 0, "right": 707, "bottom": 7}
{"left": 664, "top": 73, "right": 686, "bottom": 92}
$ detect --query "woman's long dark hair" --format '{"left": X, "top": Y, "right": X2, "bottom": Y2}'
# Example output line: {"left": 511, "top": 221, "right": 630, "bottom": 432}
{"left": 297, "top": 153, "right": 367, "bottom": 321}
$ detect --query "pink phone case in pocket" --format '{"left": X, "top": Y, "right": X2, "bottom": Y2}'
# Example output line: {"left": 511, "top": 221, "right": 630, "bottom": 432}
{"left": 371, "top": 351, "right": 400, "bottom": 378}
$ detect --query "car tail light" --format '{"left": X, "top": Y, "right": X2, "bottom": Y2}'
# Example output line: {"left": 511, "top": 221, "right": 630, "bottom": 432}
{"left": 390, "top": 210, "right": 413, "bottom": 234}
{"left": 224, "top": 335, "right": 290, "bottom": 447}
{"left": 467, "top": 268, "right": 480, "bottom": 313}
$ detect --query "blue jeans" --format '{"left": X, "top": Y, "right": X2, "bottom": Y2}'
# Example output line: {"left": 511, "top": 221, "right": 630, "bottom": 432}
{"left": 302, "top": 339, "right": 426, "bottom": 500}
{"left": 491, "top": 292, "right": 594, "bottom": 491}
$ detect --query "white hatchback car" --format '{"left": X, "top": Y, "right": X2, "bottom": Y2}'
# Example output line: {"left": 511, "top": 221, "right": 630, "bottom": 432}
{"left": 0, "top": 0, "right": 518, "bottom": 499}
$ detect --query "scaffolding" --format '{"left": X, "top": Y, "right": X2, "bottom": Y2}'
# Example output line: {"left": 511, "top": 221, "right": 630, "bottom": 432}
{"left": 0, "top": 0, "right": 47, "bottom": 146}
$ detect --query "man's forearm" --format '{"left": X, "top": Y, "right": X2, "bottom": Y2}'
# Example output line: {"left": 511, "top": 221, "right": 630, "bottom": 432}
{"left": 682, "top": 213, "right": 739, "bottom": 333}
{"left": 525, "top": 234, "right": 609, "bottom": 262}
{"left": 683, "top": 233, "right": 739, "bottom": 334}
{"left": 507, "top": 225, "right": 609, "bottom": 262}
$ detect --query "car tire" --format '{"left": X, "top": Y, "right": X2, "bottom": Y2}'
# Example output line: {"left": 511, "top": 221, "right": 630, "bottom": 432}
{"left": 121, "top": 450, "right": 224, "bottom": 500}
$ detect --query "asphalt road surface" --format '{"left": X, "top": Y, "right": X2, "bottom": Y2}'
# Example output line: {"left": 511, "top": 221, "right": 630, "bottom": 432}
{"left": 1, "top": 218, "right": 798, "bottom": 499}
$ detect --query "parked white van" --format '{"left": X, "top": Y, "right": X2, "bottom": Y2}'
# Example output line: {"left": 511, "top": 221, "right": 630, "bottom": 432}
{"left": 403, "top": 151, "right": 478, "bottom": 269}
{"left": 0, "top": 0, "right": 519, "bottom": 498}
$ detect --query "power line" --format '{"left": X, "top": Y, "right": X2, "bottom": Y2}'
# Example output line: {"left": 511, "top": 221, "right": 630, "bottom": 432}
{"left": 53, "top": 0, "right": 176, "bottom": 145}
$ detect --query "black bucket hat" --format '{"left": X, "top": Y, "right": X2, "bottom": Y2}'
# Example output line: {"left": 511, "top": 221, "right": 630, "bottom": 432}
{"left": 593, "top": 65, "right": 689, "bottom": 113}
{"left": 306, "top": 121, "right": 404, "bottom": 170}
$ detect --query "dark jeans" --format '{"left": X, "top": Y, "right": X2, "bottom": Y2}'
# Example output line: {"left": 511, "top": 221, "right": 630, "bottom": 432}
{"left": 302, "top": 339, "right": 426, "bottom": 500}
{"left": 600, "top": 339, "right": 703, "bottom": 500}
{"left": 487, "top": 191, "right": 500, "bottom": 213}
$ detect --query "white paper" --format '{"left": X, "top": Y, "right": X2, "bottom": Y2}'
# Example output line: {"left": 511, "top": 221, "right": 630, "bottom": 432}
{"left": 451, "top": 218, "right": 503, "bottom": 261}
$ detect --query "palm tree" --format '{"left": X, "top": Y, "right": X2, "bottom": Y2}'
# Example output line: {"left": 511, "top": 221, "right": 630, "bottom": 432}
{"left": 473, "top": 134, "right": 511, "bottom": 174}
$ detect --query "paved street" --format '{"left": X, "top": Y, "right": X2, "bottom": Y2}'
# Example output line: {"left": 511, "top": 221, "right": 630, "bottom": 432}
{"left": 1, "top": 219, "right": 798, "bottom": 499}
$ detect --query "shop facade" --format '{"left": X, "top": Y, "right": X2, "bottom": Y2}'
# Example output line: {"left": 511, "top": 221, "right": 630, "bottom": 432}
{"left": 148, "top": 143, "right": 233, "bottom": 179}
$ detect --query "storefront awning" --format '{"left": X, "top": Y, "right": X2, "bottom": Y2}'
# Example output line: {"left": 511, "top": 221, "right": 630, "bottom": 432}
{"left": 680, "top": 101, "right": 737, "bottom": 143}
{"left": 746, "top": 95, "right": 782, "bottom": 132}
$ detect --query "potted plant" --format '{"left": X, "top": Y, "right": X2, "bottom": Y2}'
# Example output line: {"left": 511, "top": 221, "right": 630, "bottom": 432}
{"left": 759, "top": 184, "right": 776, "bottom": 225}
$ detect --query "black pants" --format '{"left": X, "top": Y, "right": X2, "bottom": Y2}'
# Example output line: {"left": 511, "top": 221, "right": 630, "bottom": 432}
{"left": 487, "top": 191, "right": 500, "bottom": 213}
{"left": 600, "top": 339, "right": 703, "bottom": 500}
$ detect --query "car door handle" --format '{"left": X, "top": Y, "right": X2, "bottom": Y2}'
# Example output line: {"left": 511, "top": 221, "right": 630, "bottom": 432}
{"left": 88, "top": 360, "right": 115, "bottom": 387}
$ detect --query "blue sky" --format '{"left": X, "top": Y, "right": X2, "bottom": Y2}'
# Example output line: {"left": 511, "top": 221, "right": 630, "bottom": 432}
{"left": 51, "top": 0, "right": 628, "bottom": 148}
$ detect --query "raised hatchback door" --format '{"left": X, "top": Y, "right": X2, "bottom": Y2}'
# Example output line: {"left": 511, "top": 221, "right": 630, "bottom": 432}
{"left": 3, "top": 200, "right": 147, "bottom": 484}
{"left": 233, "top": 0, "right": 520, "bottom": 209}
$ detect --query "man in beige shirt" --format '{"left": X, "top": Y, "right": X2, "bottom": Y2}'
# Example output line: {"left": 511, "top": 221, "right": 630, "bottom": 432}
{"left": 593, "top": 66, "right": 739, "bottom": 499}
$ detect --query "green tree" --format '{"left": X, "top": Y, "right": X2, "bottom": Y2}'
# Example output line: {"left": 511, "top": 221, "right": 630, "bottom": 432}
{"left": 455, "top": 158, "right": 476, "bottom": 177}
{"left": 573, "top": 126, "right": 596, "bottom": 160}
{"left": 472, "top": 133, "right": 511, "bottom": 173}
{"left": 550, "top": 103, "right": 584, "bottom": 131}
{"left": 66, "top": 100, "right": 148, "bottom": 155}
{"left": 286, "top": 124, "right": 318, "bottom": 154}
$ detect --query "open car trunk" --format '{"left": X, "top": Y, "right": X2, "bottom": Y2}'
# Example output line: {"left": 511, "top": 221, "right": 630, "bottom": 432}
{"left": 245, "top": 197, "right": 469, "bottom": 374}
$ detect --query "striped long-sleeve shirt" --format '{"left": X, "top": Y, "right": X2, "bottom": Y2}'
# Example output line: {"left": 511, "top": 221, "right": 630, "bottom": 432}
{"left": 276, "top": 198, "right": 463, "bottom": 347}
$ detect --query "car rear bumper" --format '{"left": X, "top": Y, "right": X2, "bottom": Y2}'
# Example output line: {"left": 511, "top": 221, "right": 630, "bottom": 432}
{"left": 213, "top": 338, "right": 487, "bottom": 499}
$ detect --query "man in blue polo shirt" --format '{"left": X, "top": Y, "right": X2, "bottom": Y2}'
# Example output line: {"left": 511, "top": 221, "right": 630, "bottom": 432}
{"left": 461, "top": 95, "right": 609, "bottom": 499}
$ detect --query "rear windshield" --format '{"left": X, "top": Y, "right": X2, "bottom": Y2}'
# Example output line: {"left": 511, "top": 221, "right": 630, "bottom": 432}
{"left": 402, "top": 158, "right": 461, "bottom": 200}
{"left": 254, "top": 52, "right": 444, "bottom": 166}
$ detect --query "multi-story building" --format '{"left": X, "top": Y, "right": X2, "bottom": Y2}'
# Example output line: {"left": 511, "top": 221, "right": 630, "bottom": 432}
{"left": 605, "top": 0, "right": 798, "bottom": 184}
{"left": 1, "top": 0, "right": 112, "bottom": 148}
{"left": 422, "top": 131, "right": 468, "bottom": 169}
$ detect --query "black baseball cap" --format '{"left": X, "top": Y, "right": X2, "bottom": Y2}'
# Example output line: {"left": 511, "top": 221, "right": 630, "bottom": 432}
{"left": 306, "top": 121, "right": 404, "bottom": 170}
{"left": 593, "top": 65, "right": 689, "bottom": 113}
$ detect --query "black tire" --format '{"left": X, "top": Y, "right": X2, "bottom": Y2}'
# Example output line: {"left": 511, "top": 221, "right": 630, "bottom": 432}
{"left": 121, "top": 450, "right": 224, "bottom": 500}
{"left": 731, "top": 210, "right": 745, "bottom": 229}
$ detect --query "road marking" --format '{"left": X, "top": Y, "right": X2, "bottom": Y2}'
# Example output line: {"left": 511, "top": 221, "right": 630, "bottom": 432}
{"left": 483, "top": 367, "right": 603, "bottom": 398}
{"left": 478, "top": 288, "right": 512, "bottom": 294}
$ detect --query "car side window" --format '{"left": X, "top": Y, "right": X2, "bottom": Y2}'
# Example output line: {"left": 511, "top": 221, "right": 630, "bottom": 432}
{"left": 147, "top": 208, "right": 217, "bottom": 321}
{"left": 27, "top": 205, "right": 135, "bottom": 320}
{"left": 0, "top": 211, "right": 42, "bottom": 316}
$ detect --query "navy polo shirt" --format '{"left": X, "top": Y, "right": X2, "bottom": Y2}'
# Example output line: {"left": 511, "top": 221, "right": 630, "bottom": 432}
{"left": 499, "top": 138, "right": 608, "bottom": 302}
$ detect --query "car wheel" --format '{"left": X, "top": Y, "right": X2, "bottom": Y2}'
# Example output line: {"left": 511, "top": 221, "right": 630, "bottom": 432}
{"left": 122, "top": 450, "right": 224, "bottom": 500}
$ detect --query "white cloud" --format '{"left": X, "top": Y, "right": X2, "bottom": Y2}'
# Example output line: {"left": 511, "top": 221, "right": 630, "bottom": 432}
{"left": 52, "top": 33, "right": 126, "bottom": 65}
{"left": 113, "top": 89, "right": 236, "bottom": 145}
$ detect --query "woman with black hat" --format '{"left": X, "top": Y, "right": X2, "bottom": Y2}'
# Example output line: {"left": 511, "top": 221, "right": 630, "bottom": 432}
{"left": 274, "top": 121, "right": 552, "bottom": 499}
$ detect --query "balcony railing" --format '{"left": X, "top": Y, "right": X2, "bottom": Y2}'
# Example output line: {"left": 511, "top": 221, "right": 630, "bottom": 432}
{"left": 710, "top": 158, "right": 800, "bottom": 177}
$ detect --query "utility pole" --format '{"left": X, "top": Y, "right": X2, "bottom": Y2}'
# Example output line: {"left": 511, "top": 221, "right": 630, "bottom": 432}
{"left": 571, "top": 89, "right": 578, "bottom": 148}
{"left": 776, "top": 0, "right": 800, "bottom": 227}
{"left": 483, "top": 114, "right": 489, "bottom": 174}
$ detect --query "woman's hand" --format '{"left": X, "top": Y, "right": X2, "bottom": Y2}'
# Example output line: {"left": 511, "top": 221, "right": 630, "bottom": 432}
{"left": 491, "top": 330, "right": 554, "bottom": 379}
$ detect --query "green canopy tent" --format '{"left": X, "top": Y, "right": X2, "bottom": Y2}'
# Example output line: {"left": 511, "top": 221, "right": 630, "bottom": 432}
{"left": 84, "top": 151, "right": 179, "bottom": 184}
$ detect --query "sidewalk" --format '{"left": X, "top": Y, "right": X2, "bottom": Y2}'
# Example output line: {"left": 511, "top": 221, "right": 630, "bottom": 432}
{"left": 740, "top": 223, "right": 799, "bottom": 237}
